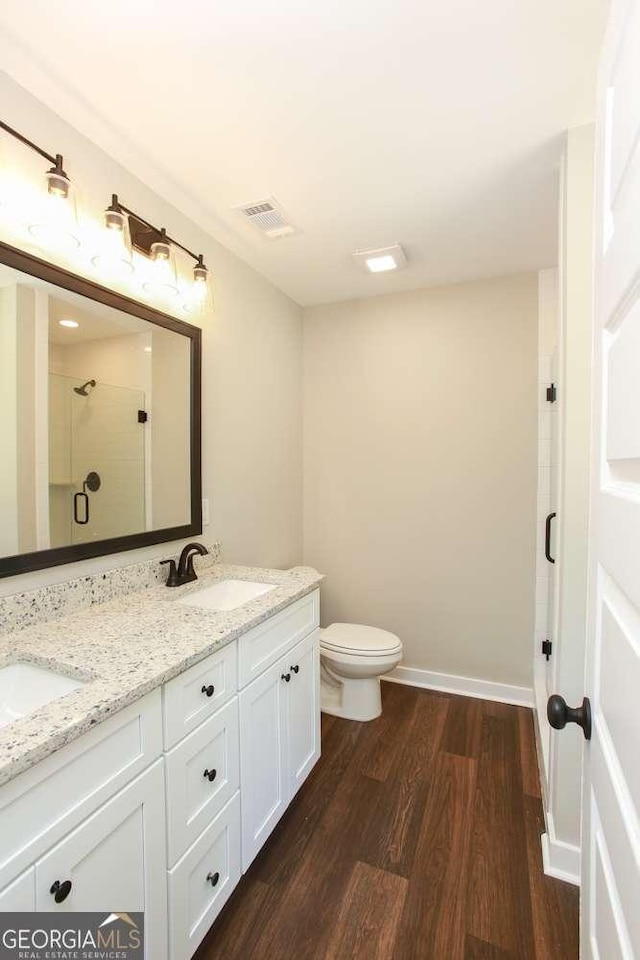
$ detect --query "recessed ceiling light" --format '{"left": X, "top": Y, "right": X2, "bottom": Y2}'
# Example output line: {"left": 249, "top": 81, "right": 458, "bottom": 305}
{"left": 366, "top": 255, "right": 397, "bottom": 273}
{"left": 58, "top": 319, "right": 79, "bottom": 328}
{"left": 352, "top": 243, "right": 407, "bottom": 274}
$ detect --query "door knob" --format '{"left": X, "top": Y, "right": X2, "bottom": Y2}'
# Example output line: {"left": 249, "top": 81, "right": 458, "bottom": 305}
{"left": 547, "top": 695, "right": 592, "bottom": 740}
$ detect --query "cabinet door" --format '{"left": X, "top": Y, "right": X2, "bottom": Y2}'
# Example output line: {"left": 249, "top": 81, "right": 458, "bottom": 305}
{"left": 0, "top": 867, "right": 35, "bottom": 910}
{"left": 34, "top": 760, "right": 167, "bottom": 960}
{"left": 239, "top": 659, "right": 288, "bottom": 870}
{"left": 286, "top": 631, "right": 321, "bottom": 798}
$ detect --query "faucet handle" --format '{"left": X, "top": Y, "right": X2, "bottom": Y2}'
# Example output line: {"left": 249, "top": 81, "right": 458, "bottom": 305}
{"left": 161, "top": 558, "right": 179, "bottom": 587}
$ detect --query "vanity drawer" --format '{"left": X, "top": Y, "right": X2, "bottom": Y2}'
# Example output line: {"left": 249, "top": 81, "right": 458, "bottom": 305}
{"left": 165, "top": 698, "right": 240, "bottom": 866}
{"left": 0, "top": 689, "right": 162, "bottom": 891}
{"left": 163, "top": 642, "right": 237, "bottom": 749}
{"left": 238, "top": 590, "right": 319, "bottom": 688}
{"left": 168, "top": 792, "right": 241, "bottom": 960}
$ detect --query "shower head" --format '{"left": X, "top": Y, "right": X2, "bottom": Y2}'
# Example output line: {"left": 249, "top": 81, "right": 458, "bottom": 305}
{"left": 73, "top": 379, "right": 96, "bottom": 396}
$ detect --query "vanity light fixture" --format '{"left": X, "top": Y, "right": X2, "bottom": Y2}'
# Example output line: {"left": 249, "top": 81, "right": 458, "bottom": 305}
{"left": 0, "top": 118, "right": 213, "bottom": 313}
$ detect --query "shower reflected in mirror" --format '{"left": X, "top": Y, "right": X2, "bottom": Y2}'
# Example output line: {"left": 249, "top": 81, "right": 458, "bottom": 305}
{"left": 73, "top": 378, "right": 96, "bottom": 396}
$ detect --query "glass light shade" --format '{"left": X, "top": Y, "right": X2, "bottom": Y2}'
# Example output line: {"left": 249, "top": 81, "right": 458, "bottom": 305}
{"left": 46, "top": 167, "right": 70, "bottom": 199}
{"left": 142, "top": 235, "right": 179, "bottom": 298}
{"left": 28, "top": 187, "right": 80, "bottom": 250}
{"left": 91, "top": 202, "right": 134, "bottom": 277}
{"left": 182, "top": 259, "right": 213, "bottom": 316}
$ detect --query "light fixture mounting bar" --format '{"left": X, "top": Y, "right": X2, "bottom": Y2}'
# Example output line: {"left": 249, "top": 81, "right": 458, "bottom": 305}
{"left": 0, "top": 119, "right": 58, "bottom": 166}
{"left": 118, "top": 200, "right": 203, "bottom": 266}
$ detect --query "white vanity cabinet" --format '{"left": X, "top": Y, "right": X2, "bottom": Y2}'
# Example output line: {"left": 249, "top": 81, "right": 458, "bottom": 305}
{"left": 239, "top": 592, "right": 320, "bottom": 870}
{"left": 0, "top": 586, "right": 321, "bottom": 960}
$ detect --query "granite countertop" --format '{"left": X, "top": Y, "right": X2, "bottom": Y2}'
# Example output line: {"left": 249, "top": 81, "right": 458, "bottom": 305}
{"left": 0, "top": 563, "right": 323, "bottom": 787}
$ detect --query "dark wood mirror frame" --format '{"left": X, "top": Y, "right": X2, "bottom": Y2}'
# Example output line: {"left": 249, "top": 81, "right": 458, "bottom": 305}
{"left": 0, "top": 240, "right": 202, "bottom": 579}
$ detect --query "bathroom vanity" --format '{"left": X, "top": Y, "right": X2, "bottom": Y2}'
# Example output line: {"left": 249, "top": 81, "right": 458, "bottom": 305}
{"left": 0, "top": 558, "right": 322, "bottom": 960}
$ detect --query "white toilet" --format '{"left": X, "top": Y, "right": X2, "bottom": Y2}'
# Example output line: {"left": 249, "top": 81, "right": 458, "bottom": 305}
{"left": 319, "top": 622, "right": 403, "bottom": 722}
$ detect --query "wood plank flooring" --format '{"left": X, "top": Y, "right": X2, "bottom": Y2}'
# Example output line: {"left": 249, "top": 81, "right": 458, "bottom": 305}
{"left": 194, "top": 682, "right": 579, "bottom": 960}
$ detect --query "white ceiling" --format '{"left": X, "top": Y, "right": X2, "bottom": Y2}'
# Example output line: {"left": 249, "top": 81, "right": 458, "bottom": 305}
{"left": 0, "top": 1, "right": 607, "bottom": 306}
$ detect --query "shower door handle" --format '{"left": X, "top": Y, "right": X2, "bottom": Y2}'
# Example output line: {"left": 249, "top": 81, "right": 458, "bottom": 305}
{"left": 73, "top": 491, "right": 89, "bottom": 525}
{"left": 545, "top": 512, "right": 556, "bottom": 564}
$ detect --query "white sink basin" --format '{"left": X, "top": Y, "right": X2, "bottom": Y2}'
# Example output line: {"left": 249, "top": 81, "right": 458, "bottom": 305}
{"left": 176, "top": 579, "right": 275, "bottom": 612}
{"left": 0, "top": 662, "right": 86, "bottom": 729}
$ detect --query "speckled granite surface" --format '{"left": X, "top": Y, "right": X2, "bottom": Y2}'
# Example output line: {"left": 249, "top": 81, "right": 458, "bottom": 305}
{"left": 0, "top": 542, "right": 222, "bottom": 637}
{"left": 0, "top": 559, "right": 323, "bottom": 787}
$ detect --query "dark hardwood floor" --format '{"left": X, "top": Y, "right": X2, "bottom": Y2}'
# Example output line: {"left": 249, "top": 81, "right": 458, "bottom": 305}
{"left": 194, "top": 682, "right": 579, "bottom": 960}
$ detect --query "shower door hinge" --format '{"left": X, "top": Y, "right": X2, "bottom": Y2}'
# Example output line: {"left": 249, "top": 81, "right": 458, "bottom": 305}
{"left": 541, "top": 639, "right": 553, "bottom": 661}
{"left": 137, "top": 409, "right": 148, "bottom": 423}
{"left": 546, "top": 383, "right": 557, "bottom": 403}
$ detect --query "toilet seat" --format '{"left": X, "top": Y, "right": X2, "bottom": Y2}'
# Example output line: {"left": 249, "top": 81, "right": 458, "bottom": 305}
{"left": 320, "top": 623, "right": 402, "bottom": 657}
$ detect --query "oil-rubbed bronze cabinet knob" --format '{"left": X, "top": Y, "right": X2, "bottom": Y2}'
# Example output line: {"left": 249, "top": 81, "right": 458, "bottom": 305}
{"left": 203, "top": 768, "right": 217, "bottom": 782}
{"left": 201, "top": 684, "right": 215, "bottom": 697}
{"left": 50, "top": 879, "right": 72, "bottom": 903}
{"left": 206, "top": 871, "right": 220, "bottom": 887}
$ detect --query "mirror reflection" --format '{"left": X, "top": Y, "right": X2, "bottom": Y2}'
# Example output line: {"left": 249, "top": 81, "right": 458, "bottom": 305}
{"left": 0, "top": 264, "right": 192, "bottom": 560}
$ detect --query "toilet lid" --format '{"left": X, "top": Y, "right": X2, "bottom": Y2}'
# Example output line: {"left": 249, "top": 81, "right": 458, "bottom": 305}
{"left": 320, "top": 623, "right": 402, "bottom": 655}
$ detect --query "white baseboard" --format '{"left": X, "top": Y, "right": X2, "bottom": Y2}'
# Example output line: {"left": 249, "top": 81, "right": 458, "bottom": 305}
{"left": 385, "top": 665, "right": 534, "bottom": 708}
{"left": 541, "top": 817, "right": 581, "bottom": 886}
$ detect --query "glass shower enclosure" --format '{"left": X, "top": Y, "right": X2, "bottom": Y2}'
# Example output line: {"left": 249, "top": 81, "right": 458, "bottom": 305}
{"left": 48, "top": 374, "right": 146, "bottom": 547}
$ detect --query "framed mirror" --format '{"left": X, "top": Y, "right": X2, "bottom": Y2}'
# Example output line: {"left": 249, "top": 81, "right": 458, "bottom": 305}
{"left": 0, "top": 241, "right": 202, "bottom": 578}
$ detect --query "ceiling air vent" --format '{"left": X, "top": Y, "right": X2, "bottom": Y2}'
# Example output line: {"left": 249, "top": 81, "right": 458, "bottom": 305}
{"left": 233, "top": 198, "right": 298, "bottom": 239}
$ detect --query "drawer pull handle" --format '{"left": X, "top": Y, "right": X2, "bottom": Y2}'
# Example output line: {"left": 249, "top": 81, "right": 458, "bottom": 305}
{"left": 201, "top": 684, "right": 215, "bottom": 697}
{"left": 203, "top": 768, "right": 217, "bottom": 782}
{"left": 290, "top": 664, "right": 300, "bottom": 674}
{"left": 50, "top": 879, "right": 72, "bottom": 903}
{"left": 206, "top": 871, "right": 220, "bottom": 887}
{"left": 281, "top": 673, "right": 291, "bottom": 683}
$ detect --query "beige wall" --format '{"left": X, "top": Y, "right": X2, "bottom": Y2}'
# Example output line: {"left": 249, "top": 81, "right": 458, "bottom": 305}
{"left": 0, "top": 74, "right": 303, "bottom": 594}
{"left": 303, "top": 274, "right": 538, "bottom": 688}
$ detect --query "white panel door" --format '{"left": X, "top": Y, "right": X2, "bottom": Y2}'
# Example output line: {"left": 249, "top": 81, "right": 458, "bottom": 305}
{"left": 34, "top": 760, "right": 167, "bottom": 960}
{"left": 286, "top": 631, "right": 321, "bottom": 798}
{"left": 582, "top": 1, "right": 640, "bottom": 955}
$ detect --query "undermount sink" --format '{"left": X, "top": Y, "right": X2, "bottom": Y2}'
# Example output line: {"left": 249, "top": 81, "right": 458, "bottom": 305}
{"left": 176, "top": 579, "right": 276, "bottom": 612}
{"left": 0, "top": 662, "right": 86, "bottom": 730}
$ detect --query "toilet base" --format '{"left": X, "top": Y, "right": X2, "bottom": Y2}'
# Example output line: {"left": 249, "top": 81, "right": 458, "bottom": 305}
{"left": 320, "top": 665, "right": 382, "bottom": 722}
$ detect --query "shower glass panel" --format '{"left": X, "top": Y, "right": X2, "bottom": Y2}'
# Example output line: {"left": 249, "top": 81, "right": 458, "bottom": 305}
{"left": 49, "top": 374, "right": 145, "bottom": 547}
